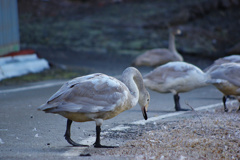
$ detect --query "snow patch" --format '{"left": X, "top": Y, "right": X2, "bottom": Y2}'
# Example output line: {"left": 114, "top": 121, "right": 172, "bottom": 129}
{"left": 0, "top": 53, "right": 49, "bottom": 81}
{"left": 0, "top": 138, "right": 4, "bottom": 144}
{"left": 34, "top": 134, "right": 40, "bottom": 137}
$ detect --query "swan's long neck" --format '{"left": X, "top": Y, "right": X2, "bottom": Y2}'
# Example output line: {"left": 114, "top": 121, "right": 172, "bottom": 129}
{"left": 168, "top": 33, "right": 183, "bottom": 61}
{"left": 122, "top": 67, "right": 144, "bottom": 107}
{"left": 169, "top": 33, "right": 177, "bottom": 53}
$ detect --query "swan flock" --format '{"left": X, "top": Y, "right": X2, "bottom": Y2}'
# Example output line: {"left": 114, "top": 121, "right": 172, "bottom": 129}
{"left": 38, "top": 52, "right": 240, "bottom": 147}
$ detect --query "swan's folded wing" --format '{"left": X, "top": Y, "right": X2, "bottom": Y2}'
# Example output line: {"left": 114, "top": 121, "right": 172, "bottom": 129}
{"left": 222, "top": 67, "right": 240, "bottom": 87}
{"left": 210, "top": 65, "right": 240, "bottom": 87}
{"left": 144, "top": 66, "right": 189, "bottom": 84}
{"left": 46, "top": 74, "right": 99, "bottom": 103}
{"left": 38, "top": 74, "right": 128, "bottom": 113}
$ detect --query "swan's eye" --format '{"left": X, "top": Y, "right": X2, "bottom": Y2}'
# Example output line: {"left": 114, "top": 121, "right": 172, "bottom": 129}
{"left": 147, "top": 99, "right": 150, "bottom": 102}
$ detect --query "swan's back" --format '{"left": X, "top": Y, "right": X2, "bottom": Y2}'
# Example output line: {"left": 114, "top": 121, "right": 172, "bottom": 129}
{"left": 204, "top": 55, "right": 240, "bottom": 71}
{"left": 133, "top": 49, "right": 183, "bottom": 67}
{"left": 145, "top": 62, "right": 204, "bottom": 82}
{"left": 38, "top": 73, "right": 129, "bottom": 116}
{"left": 144, "top": 62, "right": 207, "bottom": 93}
{"left": 208, "top": 63, "right": 240, "bottom": 88}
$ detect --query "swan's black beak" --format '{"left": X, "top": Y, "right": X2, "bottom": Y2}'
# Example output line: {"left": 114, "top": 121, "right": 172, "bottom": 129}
{"left": 142, "top": 106, "right": 148, "bottom": 120}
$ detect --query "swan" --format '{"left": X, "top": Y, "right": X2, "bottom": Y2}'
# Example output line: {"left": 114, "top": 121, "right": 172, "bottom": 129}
{"left": 204, "top": 55, "right": 240, "bottom": 72}
{"left": 132, "top": 27, "right": 183, "bottom": 67}
{"left": 143, "top": 61, "right": 208, "bottom": 111}
{"left": 38, "top": 67, "right": 150, "bottom": 148}
{"left": 206, "top": 62, "right": 240, "bottom": 112}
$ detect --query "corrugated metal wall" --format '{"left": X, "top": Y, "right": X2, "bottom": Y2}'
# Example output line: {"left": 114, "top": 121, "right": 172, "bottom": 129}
{"left": 0, "top": 0, "right": 20, "bottom": 56}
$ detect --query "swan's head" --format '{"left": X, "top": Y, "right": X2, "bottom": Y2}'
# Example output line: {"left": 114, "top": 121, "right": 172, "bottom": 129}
{"left": 169, "top": 26, "right": 182, "bottom": 36}
{"left": 175, "top": 29, "right": 181, "bottom": 35}
{"left": 139, "top": 90, "right": 150, "bottom": 120}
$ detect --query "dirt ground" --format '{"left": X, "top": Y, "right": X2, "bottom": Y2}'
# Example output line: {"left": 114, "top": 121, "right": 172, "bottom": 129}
{"left": 108, "top": 111, "right": 240, "bottom": 159}
{"left": 83, "top": 106, "right": 240, "bottom": 160}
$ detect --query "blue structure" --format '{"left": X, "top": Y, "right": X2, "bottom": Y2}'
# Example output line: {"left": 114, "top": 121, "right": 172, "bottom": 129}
{"left": 0, "top": 0, "right": 20, "bottom": 56}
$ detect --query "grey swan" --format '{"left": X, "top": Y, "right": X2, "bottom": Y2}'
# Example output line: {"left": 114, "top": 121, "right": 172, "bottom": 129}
{"left": 132, "top": 27, "right": 183, "bottom": 67}
{"left": 144, "top": 61, "right": 208, "bottom": 111}
{"left": 38, "top": 67, "right": 150, "bottom": 148}
{"left": 206, "top": 62, "right": 240, "bottom": 112}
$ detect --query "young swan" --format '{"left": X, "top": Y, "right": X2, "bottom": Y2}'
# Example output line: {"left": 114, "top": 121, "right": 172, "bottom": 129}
{"left": 204, "top": 55, "right": 240, "bottom": 72}
{"left": 144, "top": 61, "right": 208, "bottom": 111}
{"left": 132, "top": 27, "right": 183, "bottom": 67}
{"left": 38, "top": 67, "right": 150, "bottom": 148}
{"left": 206, "top": 62, "right": 240, "bottom": 112}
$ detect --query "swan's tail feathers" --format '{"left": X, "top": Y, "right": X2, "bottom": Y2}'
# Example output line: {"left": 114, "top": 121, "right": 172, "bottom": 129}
{"left": 37, "top": 103, "right": 57, "bottom": 113}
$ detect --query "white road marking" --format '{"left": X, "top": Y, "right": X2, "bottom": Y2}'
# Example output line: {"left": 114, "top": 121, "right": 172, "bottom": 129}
{"left": 110, "top": 125, "right": 131, "bottom": 131}
{"left": 132, "top": 111, "right": 186, "bottom": 125}
{"left": 62, "top": 136, "right": 96, "bottom": 157}
{"left": 132, "top": 101, "right": 238, "bottom": 125}
{"left": 63, "top": 147, "right": 86, "bottom": 157}
{"left": 0, "top": 81, "right": 66, "bottom": 94}
{"left": 62, "top": 100, "right": 236, "bottom": 156}
{"left": 79, "top": 136, "right": 96, "bottom": 145}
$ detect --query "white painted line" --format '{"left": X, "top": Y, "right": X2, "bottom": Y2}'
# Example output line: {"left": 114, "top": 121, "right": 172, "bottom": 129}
{"left": 132, "top": 100, "right": 238, "bottom": 125}
{"left": 195, "top": 102, "right": 222, "bottom": 111}
{"left": 79, "top": 136, "right": 96, "bottom": 145}
{"left": 110, "top": 125, "right": 131, "bottom": 131}
{"left": 132, "top": 112, "right": 185, "bottom": 125}
{"left": 62, "top": 136, "right": 96, "bottom": 157}
{"left": 132, "top": 102, "right": 225, "bottom": 125}
{"left": 62, "top": 147, "right": 85, "bottom": 157}
{"left": 0, "top": 81, "right": 66, "bottom": 94}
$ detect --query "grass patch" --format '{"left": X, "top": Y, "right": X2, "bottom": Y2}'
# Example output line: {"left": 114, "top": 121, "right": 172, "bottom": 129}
{"left": 0, "top": 67, "right": 90, "bottom": 86}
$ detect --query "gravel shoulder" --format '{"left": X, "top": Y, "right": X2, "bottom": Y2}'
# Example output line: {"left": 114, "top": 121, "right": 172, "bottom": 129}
{"left": 78, "top": 106, "right": 240, "bottom": 160}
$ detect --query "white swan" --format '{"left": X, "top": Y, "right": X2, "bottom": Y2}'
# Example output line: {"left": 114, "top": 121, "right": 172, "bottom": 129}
{"left": 204, "top": 55, "right": 240, "bottom": 72}
{"left": 132, "top": 27, "right": 183, "bottom": 67}
{"left": 144, "top": 61, "right": 208, "bottom": 111}
{"left": 206, "top": 62, "right": 240, "bottom": 112}
{"left": 38, "top": 67, "right": 150, "bottom": 148}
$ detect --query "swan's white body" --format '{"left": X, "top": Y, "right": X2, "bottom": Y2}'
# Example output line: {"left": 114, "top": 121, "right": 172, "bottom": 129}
{"left": 132, "top": 29, "right": 183, "bottom": 67}
{"left": 39, "top": 74, "right": 130, "bottom": 122}
{"left": 144, "top": 62, "right": 208, "bottom": 111}
{"left": 38, "top": 67, "right": 150, "bottom": 147}
{"left": 206, "top": 63, "right": 240, "bottom": 111}
{"left": 144, "top": 62, "right": 208, "bottom": 94}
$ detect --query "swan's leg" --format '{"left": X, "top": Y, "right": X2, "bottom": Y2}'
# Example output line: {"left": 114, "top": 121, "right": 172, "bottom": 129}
{"left": 237, "top": 99, "right": 240, "bottom": 112}
{"left": 174, "top": 94, "right": 180, "bottom": 111}
{"left": 93, "top": 125, "right": 118, "bottom": 148}
{"left": 64, "top": 119, "right": 89, "bottom": 147}
{"left": 174, "top": 94, "right": 189, "bottom": 111}
{"left": 222, "top": 96, "right": 228, "bottom": 112}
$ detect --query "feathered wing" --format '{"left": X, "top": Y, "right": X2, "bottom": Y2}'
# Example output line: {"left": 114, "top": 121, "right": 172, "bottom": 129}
{"left": 133, "top": 49, "right": 173, "bottom": 66}
{"left": 38, "top": 74, "right": 128, "bottom": 114}
{"left": 210, "top": 65, "right": 240, "bottom": 87}
{"left": 144, "top": 62, "right": 194, "bottom": 84}
{"left": 204, "top": 55, "right": 240, "bottom": 72}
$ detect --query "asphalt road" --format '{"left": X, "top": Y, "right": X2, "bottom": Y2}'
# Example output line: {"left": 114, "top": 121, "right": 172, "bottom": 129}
{"left": 0, "top": 75, "right": 227, "bottom": 159}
